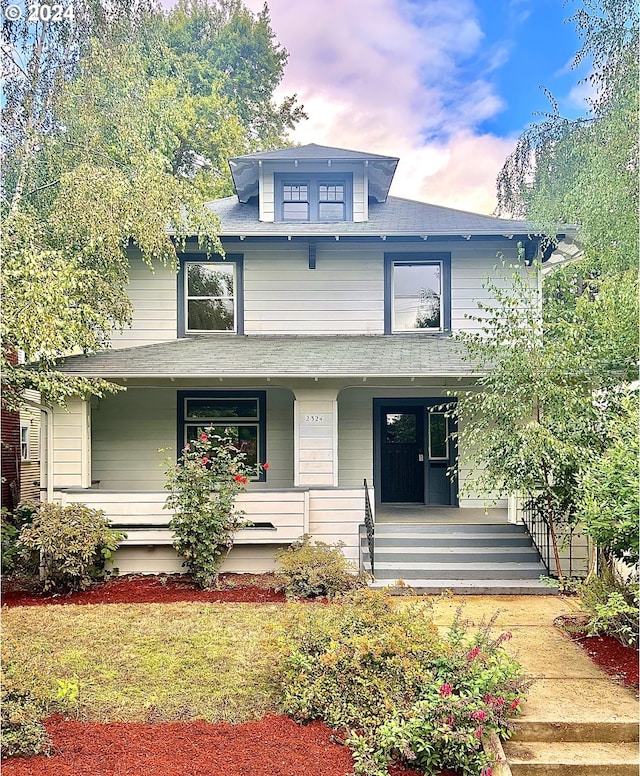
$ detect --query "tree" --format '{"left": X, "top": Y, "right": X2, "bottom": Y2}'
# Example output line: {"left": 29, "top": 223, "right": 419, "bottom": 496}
{"left": 475, "top": 0, "right": 639, "bottom": 576}
{"left": 1, "top": 0, "right": 303, "bottom": 411}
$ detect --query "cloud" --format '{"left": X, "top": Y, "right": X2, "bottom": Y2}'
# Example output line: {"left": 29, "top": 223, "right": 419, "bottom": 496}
{"left": 242, "top": 0, "right": 513, "bottom": 212}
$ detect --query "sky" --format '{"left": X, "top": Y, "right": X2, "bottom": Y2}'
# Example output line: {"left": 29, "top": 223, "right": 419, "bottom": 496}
{"left": 233, "top": 0, "right": 591, "bottom": 215}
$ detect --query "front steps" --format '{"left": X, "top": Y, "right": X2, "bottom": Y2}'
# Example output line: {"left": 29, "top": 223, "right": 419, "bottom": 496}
{"left": 503, "top": 721, "right": 640, "bottom": 775}
{"left": 362, "top": 522, "right": 552, "bottom": 594}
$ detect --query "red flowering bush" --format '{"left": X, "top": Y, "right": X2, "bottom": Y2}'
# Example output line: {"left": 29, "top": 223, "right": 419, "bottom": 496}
{"left": 163, "top": 428, "right": 267, "bottom": 589}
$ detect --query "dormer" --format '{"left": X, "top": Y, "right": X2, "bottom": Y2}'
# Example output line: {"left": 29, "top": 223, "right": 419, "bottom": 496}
{"left": 228, "top": 143, "right": 399, "bottom": 223}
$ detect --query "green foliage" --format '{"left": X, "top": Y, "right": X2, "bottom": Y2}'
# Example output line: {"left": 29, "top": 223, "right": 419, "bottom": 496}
{"left": 164, "top": 428, "right": 263, "bottom": 589}
{"left": 1, "top": 635, "right": 50, "bottom": 758}
{"left": 17, "top": 502, "right": 125, "bottom": 593}
{"left": 278, "top": 594, "right": 528, "bottom": 775}
{"left": 275, "top": 535, "right": 363, "bottom": 599}
{"left": 1, "top": 0, "right": 303, "bottom": 411}
{"left": 576, "top": 392, "right": 639, "bottom": 566}
{"left": 1, "top": 503, "right": 38, "bottom": 576}
{"left": 579, "top": 569, "right": 639, "bottom": 647}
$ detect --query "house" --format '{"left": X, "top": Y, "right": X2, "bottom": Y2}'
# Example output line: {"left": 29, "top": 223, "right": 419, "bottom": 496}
{"left": 50, "top": 143, "right": 587, "bottom": 590}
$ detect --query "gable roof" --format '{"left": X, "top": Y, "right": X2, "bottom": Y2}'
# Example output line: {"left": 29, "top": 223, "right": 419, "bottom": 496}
{"left": 55, "top": 335, "right": 475, "bottom": 379}
{"left": 204, "top": 194, "right": 537, "bottom": 240}
{"left": 228, "top": 143, "right": 399, "bottom": 204}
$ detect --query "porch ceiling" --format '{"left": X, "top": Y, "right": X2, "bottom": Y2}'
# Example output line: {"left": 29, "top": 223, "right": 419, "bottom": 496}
{"left": 55, "top": 334, "right": 478, "bottom": 379}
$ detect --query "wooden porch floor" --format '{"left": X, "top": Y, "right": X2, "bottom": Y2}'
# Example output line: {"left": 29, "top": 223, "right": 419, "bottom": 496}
{"left": 375, "top": 505, "right": 509, "bottom": 524}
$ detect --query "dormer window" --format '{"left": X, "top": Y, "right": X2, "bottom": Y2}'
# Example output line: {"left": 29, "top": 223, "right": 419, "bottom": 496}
{"left": 275, "top": 173, "right": 352, "bottom": 222}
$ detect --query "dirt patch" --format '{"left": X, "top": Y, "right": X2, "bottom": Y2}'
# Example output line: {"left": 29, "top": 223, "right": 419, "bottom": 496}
{"left": 555, "top": 615, "right": 639, "bottom": 690}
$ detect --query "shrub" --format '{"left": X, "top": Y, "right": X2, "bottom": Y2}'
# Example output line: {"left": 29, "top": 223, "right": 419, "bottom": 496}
{"left": 579, "top": 569, "right": 639, "bottom": 647}
{"left": 1, "top": 635, "right": 49, "bottom": 758}
{"left": 1, "top": 503, "right": 38, "bottom": 576}
{"left": 164, "top": 429, "right": 265, "bottom": 589}
{"left": 278, "top": 596, "right": 528, "bottom": 776}
{"left": 17, "top": 502, "right": 125, "bottom": 593}
{"left": 275, "top": 534, "right": 363, "bottom": 598}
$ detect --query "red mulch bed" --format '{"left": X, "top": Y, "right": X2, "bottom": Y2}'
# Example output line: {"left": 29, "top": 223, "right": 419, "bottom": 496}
{"left": 1, "top": 573, "right": 289, "bottom": 607}
{"left": 1, "top": 713, "right": 440, "bottom": 776}
{"left": 566, "top": 630, "right": 639, "bottom": 689}
{"left": 2, "top": 574, "right": 460, "bottom": 775}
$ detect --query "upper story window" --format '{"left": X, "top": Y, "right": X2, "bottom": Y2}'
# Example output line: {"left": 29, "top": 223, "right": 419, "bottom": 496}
{"left": 384, "top": 253, "right": 451, "bottom": 334}
{"left": 178, "top": 255, "right": 244, "bottom": 336}
{"left": 275, "top": 173, "right": 352, "bottom": 222}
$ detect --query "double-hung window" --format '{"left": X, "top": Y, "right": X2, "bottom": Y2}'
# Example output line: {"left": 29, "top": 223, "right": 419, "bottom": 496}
{"left": 275, "top": 173, "right": 352, "bottom": 222}
{"left": 178, "top": 391, "right": 266, "bottom": 480}
{"left": 384, "top": 253, "right": 451, "bottom": 333}
{"left": 179, "top": 255, "right": 244, "bottom": 336}
{"left": 20, "top": 423, "right": 30, "bottom": 461}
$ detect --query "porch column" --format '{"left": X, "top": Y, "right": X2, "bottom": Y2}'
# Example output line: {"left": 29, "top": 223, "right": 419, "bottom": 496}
{"left": 292, "top": 387, "right": 339, "bottom": 487}
{"left": 52, "top": 398, "right": 92, "bottom": 490}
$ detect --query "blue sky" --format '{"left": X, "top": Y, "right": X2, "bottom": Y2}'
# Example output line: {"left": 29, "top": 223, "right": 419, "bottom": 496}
{"left": 237, "top": 1, "right": 590, "bottom": 213}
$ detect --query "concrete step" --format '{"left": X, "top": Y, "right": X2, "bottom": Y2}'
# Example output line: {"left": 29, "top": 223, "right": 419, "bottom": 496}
{"left": 512, "top": 721, "right": 640, "bottom": 743}
{"left": 373, "top": 561, "right": 547, "bottom": 580}
{"left": 372, "top": 523, "right": 528, "bottom": 535}
{"left": 370, "top": 578, "right": 554, "bottom": 594}
{"left": 363, "top": 533, "right": 535, "bottom": 547}
{"left": 503, "top": 740, "right": 639, "bottom": 775}
{"left": 365, "top": 546, "right": 541, "bottom": 563}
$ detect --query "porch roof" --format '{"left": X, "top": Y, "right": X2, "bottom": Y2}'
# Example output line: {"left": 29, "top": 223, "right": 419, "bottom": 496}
{"left": 56, "top": 334, "right": 477, "bottom": 379}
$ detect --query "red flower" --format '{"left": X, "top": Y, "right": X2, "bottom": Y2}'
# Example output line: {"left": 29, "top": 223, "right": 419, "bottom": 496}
{"left": 480, "top": 767, "right": 493, "bottom": 776}
{"left": 263, "top": 462, "right": 270, "bottom": 470}
{"left": 466, "top": 646, "right": 480, "bottom": 661}
{"left": 234, "top": 474, "right": 243, "bottom": 482}
{"left": 509, "top": 698, "right": 521, "bottom": 711}
{"left": 438, "top": 683, "right": 452, "bottom": 697}
{"left": 201, "top": 457, "right": 209, "bottom": 466}
{"left": 241, "top": 477, "right": 248, "bottom": 485}
{"left": 474, "top": 725, "right": 484, "bottom": 740}
{"left": 470, "top": 710, "right": 487, "bottom": 721}
{"left": 200, "top": 433, "right": 208, "bottom": 441}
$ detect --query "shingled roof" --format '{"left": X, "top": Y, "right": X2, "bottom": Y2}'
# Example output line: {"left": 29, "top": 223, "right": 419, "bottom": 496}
{"left": 204, "top": 195, "right": 535, "bottom": 239}
{"left": 56, "top": 335, "right": 476, "bottom": 379}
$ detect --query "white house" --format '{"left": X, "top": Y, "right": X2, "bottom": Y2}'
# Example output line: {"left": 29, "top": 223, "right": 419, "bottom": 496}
{"left": 50, "top": 144, "right": 586, "bottom": 591}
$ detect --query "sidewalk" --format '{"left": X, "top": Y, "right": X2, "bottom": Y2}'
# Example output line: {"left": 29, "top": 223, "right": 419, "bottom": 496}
{"left": 425, "top": 594, "right": 639, "bottom": 775}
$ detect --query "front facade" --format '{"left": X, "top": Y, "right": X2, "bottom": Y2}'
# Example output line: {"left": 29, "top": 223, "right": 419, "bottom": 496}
{"left": 50, "top": 144, "right": 584, "bottom": 580}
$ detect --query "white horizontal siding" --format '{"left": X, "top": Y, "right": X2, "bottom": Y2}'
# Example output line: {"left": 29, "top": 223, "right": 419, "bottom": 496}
{"left": 308, "top": 488, "right": 365, "bottom": 564}
{"left": 52, "top": 399, "right": 90, "bottom": 489}
{"left": 111, "top": 253, "right": 177, "bottom": 349}
{"left": 243, "top": 243, "right": 384, "bottom": 334}
{"left": 108, "top": 545, "right": 284, "bottom": 575}
{"left": 91, "top": 386, "right": 294, "bottom": 491}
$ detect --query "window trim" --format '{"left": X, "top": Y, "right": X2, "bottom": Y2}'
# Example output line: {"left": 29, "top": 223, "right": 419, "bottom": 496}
{"left": 177, "top": 254, "right": 244, "bottom": 337}
{"left": 20, "top": 422, "right": 30, "bottom": 462}
{"left": 177, "top": 390, "right": 267, "bottom": 482}
{"left": 275, "top": 172, "right": 353, "bottom": 223}
{"left": 384, "top": 253, "right": 451, "bottom": 334}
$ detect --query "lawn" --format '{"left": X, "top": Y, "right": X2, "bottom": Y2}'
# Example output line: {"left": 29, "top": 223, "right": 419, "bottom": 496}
{"left": 3, "top": 602, "right": 286, "bottom": 724}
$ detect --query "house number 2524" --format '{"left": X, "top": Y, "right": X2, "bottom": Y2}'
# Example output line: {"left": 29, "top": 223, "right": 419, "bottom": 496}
{"left": 304, "top": 415, "right": 324, "bottom": 423}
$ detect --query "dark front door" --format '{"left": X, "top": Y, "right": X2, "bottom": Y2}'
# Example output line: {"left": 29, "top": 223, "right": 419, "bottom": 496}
{"left": 380, "top": 409, "right": 424, "bottom": 502}
{"left": 376, "top": 400, "right": 458, "bottom": 506}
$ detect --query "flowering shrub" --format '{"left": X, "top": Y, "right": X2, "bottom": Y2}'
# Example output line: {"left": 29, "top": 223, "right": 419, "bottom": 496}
{"left": 279, "top": 599, "right": 528, "bottom": 776}
{"left": 164, "top": 428, "right": 267, "bottom": 589}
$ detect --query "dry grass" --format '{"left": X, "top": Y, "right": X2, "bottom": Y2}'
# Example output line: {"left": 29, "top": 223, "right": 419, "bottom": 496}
{"left": 3, "top": 602, "right": 286, "bottom": 724}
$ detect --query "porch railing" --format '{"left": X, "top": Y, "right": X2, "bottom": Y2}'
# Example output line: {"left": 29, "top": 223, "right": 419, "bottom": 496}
{"left": 363, "top": 479, "right": 375, "bottom": 578}
{"left": 520, "top": 493, "right": 588, "bottom": 579}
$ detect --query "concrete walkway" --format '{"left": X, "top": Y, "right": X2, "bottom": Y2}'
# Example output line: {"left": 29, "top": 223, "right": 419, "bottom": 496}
{"left": 424, "top": 594, "right": 639, "bottom": 775}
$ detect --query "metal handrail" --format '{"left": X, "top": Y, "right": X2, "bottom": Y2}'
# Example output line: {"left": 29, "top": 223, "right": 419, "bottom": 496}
{"left": 521, "top": 495, "right": 552, "bottom": 574}
{"left": 363, "top": 478, "right": 375, "bottom": 578}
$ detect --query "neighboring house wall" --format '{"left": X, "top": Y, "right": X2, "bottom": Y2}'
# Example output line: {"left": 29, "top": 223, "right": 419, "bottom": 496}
{"left": 19, "top": 390, "right": 42, "bottom": 502}
{"left": 1, "top": 406, "right": 20, "bottom": 511}
{"left": 108, "top": 240, "right": 532, "bottom": 348}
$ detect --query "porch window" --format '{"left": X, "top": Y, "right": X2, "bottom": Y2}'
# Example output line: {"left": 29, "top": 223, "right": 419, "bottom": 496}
{"left": 384, "top": 253, "right": 451, "bottom": 333}
{"left": 428, "top": 412, "right": 449, "bottom": 460}
{"left": 178, "top": 254, "right": 244, "bottom": 336}
{"left": 178, "top": 391, "right": 266, "bottom": 480}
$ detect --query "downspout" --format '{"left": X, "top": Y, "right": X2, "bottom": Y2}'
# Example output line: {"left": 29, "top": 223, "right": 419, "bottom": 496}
{"left": 20, "top": 398, "right": 53, "bottom": 503}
